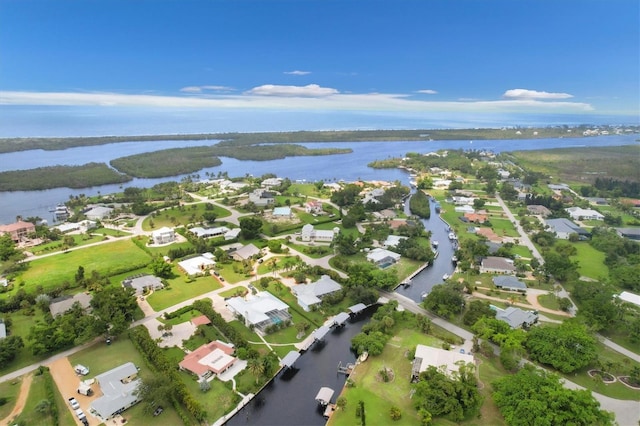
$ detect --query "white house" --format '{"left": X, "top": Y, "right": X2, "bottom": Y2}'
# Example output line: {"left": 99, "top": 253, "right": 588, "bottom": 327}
{"left": 545, "top": 218, "right": 589, "bottom": 240}
{"left": 305, "top": 201, "right": 323, "bottom": 214}
{"left": 190, "top": 226, "right": 229, "bottom": 238}
{"left": 411, "top": 345, "right": 474, "bottom": 380}
{"left": 300, "top": 224, "right": 338, "bottom": 242}
{"left": 617, "top": 291, "right": 640, "bottom": 308}
{"left": 566, "top": 207, "right": 604, "bottom": 221}
{"left": 272, "top": 207, "right": 292, "bottom": 217}
{"left": 84, "top": 206, "right": 113, "bottom": 221}
{"left": 226, "top": 292, "right": 291, "bottom": 333}
{"left": 383, "top": 235, "right": 407, "bottom": 248}
{"left": 366, "top": 248, "right": 401, "bottom": 267}
{"left": 178, "top": 255, "right": 216, "bottom": 276}
{"left": 454, "top": 205, "right": 475, "bottom": 214}
{"left": 292, "top": 275, "right": 342, "bottom": 311}
{"left": 231, "top": 243, "right": 260, "bottom": 261}
{"left": 151, "top": 227, "right": 175, "bottom": 245}
{"left": 261, "top": 177, "right": 282, "bottom": 188}
{"left": 90, "top": 362, "right": 141, "bottom": 420}
{"left": 248, "top": 189, "right": 275, "bottom": 207}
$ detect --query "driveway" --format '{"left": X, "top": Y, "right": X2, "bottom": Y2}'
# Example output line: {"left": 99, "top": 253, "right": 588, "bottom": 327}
{"left": 144, "top": 318, "right": 196, "bottom": 348}
{"left": 48, "top": 357, "right": 101, "bottom": 426}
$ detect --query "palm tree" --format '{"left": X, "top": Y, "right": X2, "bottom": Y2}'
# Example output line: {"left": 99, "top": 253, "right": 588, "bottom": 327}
{"left": 247, "top": 358, "right": 265, "bottom": 384}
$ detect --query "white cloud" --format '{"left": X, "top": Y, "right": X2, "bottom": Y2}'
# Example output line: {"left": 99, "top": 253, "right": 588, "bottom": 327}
{"left": 0, "top": 89, "right": 594, "bottom": 114}
{"left": 180, "top": 85, "right": 234, "bottom": 93}
{"left": 245, "top": 84, "right": 339, "bottom": 97}
{"left": 417, "top": 89, "right": 438, "bottom": 94}
{"left": 503, "top": 89, "right": 573, "bottom": 100}
{"left": 284, "top": 70, "right": 311, "bottom": 75}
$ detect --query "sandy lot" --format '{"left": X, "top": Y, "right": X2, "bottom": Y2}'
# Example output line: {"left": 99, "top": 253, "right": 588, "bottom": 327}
{"left": 0, "top": 374, "right": 32, "bottom": 426}
{"left": 144, "top": 318, "right": 195, "bottom": 348}
{"left": 48, "top": 357, "right": 102, "bottom": 426}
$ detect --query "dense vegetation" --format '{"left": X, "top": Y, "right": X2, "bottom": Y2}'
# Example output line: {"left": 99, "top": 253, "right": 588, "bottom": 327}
{"left": 0, "top": 163, "right": 131, "bottom": 190}
{"left": 492, "top": 365, "right": 614, "bottom": 425}
{"left": 0, "top": 126, "right": 618, "bottom": 154}
{"left": 409, "top": 189, "right": 431, "bottom": 218}
{"left": 110, "top": 147, "right": 222, "bottom": 178}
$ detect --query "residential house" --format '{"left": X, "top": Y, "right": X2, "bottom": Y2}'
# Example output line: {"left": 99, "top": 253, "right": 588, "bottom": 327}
{"left": 226, "top": 291, "right": 291, "bottom": 333}
{"left": 179, "top": 340, "right": 237, "bottom": 380}
{"left": 454, "top": 205, "right": 475, "bottom": 214}
{"left": 292, "top": 275, "right": 342, "bottom": 311}
{"left": 616, "top": 228, "right": 640, "bottom": 241}
{"left": 224, "top": 228, "right": 241, "bottom": 240}
{"left": 84, "top": 206, "right": 113, "bottom": 221}
{"left": 548, "top": 183, "right": 570, "bottom": 191}
{"left": 411, "top": 345, "right": 474, "bottom": 381}
{"left": 49, "top": 293, "right": 93, "bottom": 317}
{"left": 248, "top": 189, "right": 275, "bottom": 207}
{"left": 190, "top": 226, "right": 230, "bottom": 238}
{"left": 494, "top": 306, "right": 538, "bottom": 329}
{"left": 463, "top": 212, "right": 488, "bottom": 223}
{"left": 151, "top": 227, "right": 175, "bottom": 245}
{"left": 305, "top": 201, "right": 323, "bottom": 214}
{"left": 526, "top": 205, "right": 552, "bottom": 217}
{"left": 617, "top": 291, "right": 640, "bottom": 308}
{"left": 373, "top": 209, "right": 397, "bottom": 220}
{"left": 272, "top": 207, "right": 292, "bottom": 218}
{"left": 300, "top": 224, "right": 337, "bottom": 242}
{"left": 231, "top": 243, "right": 260, "bottom": 261}
{"left": 0, "top": 220, "right": 36, "bottom": 242}
{"left": 493, "top": 276, "right": 527, "bottom": 292}
{"left": 452, "top": 196, "right": 475, "bottom": 205}
{"left": 545, "top": 218, "right": 589, "bottom": 240}
{"left": 261, "top": 177, "right": 282, "bottom": 188}
{"left": 178, "top": 255, "right": 216, "bottom": 276}
{"left": 479, "top": 256, "right": 516, "bottom": 274}
{"left": 566, "top": 207, "right": 604, "bottom": 221}
{"left": 90, "top": 362, "right": 141, "bottom": 420}
{"left": 432, "top": 179, "right": 452, "bottom": 189}
{"left": 362, "top": 188, "right": 385, "bottom": 204}
{"left": 383, "top": 235, "right": 407, "bottom": 249}
{"left": 122, "top": 275, "right": 164, "bottom": 295}
{"left": 366, "top": 248, "right": 401, "bottom": 268}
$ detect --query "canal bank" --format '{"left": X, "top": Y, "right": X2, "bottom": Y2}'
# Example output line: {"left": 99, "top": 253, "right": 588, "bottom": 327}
{"left": 224, "top": 307, "right": 376, "bottom": 426}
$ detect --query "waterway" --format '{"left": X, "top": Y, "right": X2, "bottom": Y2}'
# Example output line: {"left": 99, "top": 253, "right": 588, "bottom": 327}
{"left": 225, "top": 308, "right": 375, "bottom": 426}
{"left": 0, "top": 134, "right": 637, "bottom": 223}
{"left": 395, "top": 196, "right": 457, "bottom": 303}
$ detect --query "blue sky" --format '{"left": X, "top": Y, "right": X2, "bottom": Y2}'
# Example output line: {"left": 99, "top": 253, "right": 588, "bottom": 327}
{"left": 0, "top": 0, "right": 638, "bottom": 136}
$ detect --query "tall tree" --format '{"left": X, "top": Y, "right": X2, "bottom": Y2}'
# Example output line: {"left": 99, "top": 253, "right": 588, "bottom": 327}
{"left": 525, "top": 321, "right": 597, "bottom": 373}
{"left": 90, "top": 286, "right": 138, "bottom": 336}
{"left": 239, "top": 216, "right": 263, "bottom": 239}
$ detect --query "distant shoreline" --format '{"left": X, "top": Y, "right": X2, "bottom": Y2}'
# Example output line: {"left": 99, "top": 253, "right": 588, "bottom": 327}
{"left": 1, "top": 126, "right": 637, "bottom": 154}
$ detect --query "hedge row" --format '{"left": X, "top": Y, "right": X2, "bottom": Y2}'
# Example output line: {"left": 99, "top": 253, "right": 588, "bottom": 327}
{"left": 192, "top": 300, "right": 249, "bottom": 349}
{"left": 128, "top": 326, "right": 206, "bottom": 424}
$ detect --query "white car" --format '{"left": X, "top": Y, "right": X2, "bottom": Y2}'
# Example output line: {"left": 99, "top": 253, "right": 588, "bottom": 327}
{"left": 75, "top": 408, "right": 86, "bottom": 420}
{"left": 68, "top": 397, "right": 80, "bottom": 410}
{"left": 74, "top": 364, "right": 89, "bottom": 375}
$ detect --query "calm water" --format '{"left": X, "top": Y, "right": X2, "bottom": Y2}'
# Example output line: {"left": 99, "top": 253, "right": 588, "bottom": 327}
{"left": 225, "top": 308, "right": 375, "bottom": 426}
{"left": 0, "top": 134, "right": 637, "bottom": 223}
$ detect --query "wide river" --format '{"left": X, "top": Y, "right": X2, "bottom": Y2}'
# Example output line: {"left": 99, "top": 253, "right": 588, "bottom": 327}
{"left": 0, "top": 134, "right": 637, "bottom": 223}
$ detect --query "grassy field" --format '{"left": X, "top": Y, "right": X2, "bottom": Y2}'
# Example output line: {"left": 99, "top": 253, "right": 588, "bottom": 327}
{"left": 18, "top": 239, "right": 152, "bottom": 292}
{"left": 570, "top": 241, "right": 609, "bottom": 280}
{"left": 486, "top": 218, "right": 519, "bottom": 237}
{"left": 145, "top": 273, "right": 222, "bottom": 311}
{"left": 508, "top": 145, "right": 640, "bottom": 185}
{"left": 11, "top": 371, "right": 59, "bottom": 426}
{"left": 0, "top": 377, "right": 22, "bottom": 420}
{"left": 179, "top": 370, "right": 239, "bottom": 423}
{"left": 142, "top": 203, "right": 231, "bottom": 231}
{"left": 0, "top": 311, "right": 50, "bottom": 376}
{"left": 27, "top": 233, "right": 108, "bottom": 255}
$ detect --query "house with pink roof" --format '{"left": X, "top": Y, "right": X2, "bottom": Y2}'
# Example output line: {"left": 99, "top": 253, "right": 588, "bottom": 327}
{"left": 179, "top": 340, "right": 237, "bottom": 380}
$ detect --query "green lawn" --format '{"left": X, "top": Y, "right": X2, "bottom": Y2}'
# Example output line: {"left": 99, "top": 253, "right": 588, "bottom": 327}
{"left": 0, "top": 311, "right": 56, "bottom": 376}
{"left": 179, "top": 370, "right": 240, "bottom": 423}
{"left": 219, "top": 286, "right": 248, "bottom": 299}
{"left": 28, "top": 233, "right": 107, "bottom": 255}
{"left": 571, "top": 241, "right": 609, "bottom": 280}
{"left": 0, "top": 377, "right": 22, "bottom": 420}
{"left": 18, "top": 239, "right": 152, "bottom": 292}
{"left": 146, "top": 274, "right": 222, "bottom": 311}
{"left": 537, "top": 293, "right": 560, "bottom": 310}
{"left": 510, "top": 245, "right": 533, "bottom": 259}
{"left": 11, "top": 369, "right": 73, "bottom": 426}
{"left": 488, "top": 218, "right": 520, "bottom": 238}
{"left": 142, "top": 203, "right": 231, "bottom": 231}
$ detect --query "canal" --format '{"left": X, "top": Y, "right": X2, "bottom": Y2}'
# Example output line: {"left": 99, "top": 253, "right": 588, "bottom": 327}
{"left": 225, "top": 308, "right": 375, "bottom": 426}
{"left": 395, "top": 195, "right": 457, "bottom": 303}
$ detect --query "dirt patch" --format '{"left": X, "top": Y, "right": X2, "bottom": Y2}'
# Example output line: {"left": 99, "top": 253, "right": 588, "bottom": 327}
{"left": 0, "top": 374, "right": 32, "bottom": 426}
{"left": 48, "top": 357, "right": 102, "bottom": 426}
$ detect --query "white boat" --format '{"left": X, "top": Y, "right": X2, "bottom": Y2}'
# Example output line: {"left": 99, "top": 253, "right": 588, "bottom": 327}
{"left": 432, "top": 240, "right": 439, "bottom": 247}
{"left": 421, "top": 292, "right": 428, "bottom": 299}
{"left": 442, "top": 274, "right": 450, "bottom": 280}
{"left": 448, "top": 232, "right": 457, "bottom": 240}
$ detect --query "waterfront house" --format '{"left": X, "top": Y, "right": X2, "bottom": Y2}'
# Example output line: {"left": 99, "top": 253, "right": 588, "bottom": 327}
{"left": 383, "top": 235, "right": 407, "bottom": 249}
{"left": 291, "top": 275, "right": 342, "bottom": 311}
{"left": 226, "top": 291, "right": 291, "bottom": 333}
{"left": 366, "top": 248, "right": 401, "bottom": 268}
{"left": 411, "top": 345, "right": 474, "bottom": 381}
{"left": 179, "top": 340, "right": 237, "bottom": 380}
{"left": 190, "top": 226, "right": 230, "bottom": 238}
{"left": 272, "top": 206, "right": 292, "bottom": 218}
{"left": 248, "top": 189, "right": 275, "bottom": 207}
{"left": 0, "top": 220, "right": 36, "bottom": 242}
{"left": 90, "top": 362, "right": 141, "bottom": 421}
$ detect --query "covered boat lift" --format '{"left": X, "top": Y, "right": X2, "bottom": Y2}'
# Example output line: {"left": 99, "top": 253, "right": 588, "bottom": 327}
{"left": 333, "top": 312, "right": 350, "bottom": 327}
{"left": 279, "top": 350, "right": 301, "bottom": 369}
{"left": 348, "top": 303, "right": 367, "bottom": 315}
{"left": 313, "top": 325, "right": 330, "bottom": 341}
{"left": 315, "top": 387, "right": 335, "bottom": 406}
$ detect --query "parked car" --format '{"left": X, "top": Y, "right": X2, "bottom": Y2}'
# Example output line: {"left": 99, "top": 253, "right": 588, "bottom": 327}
{"left": 153, "top": 406, "right": 164, "bottom": 416}
{"left": 75, "top": 408, "right": 87, "bottom": 420}
{"left": 68, "top": 397, "right": 80, "bottom": 410}
{"left": 74, "top": 364, "right": 89, "bottom": 375}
